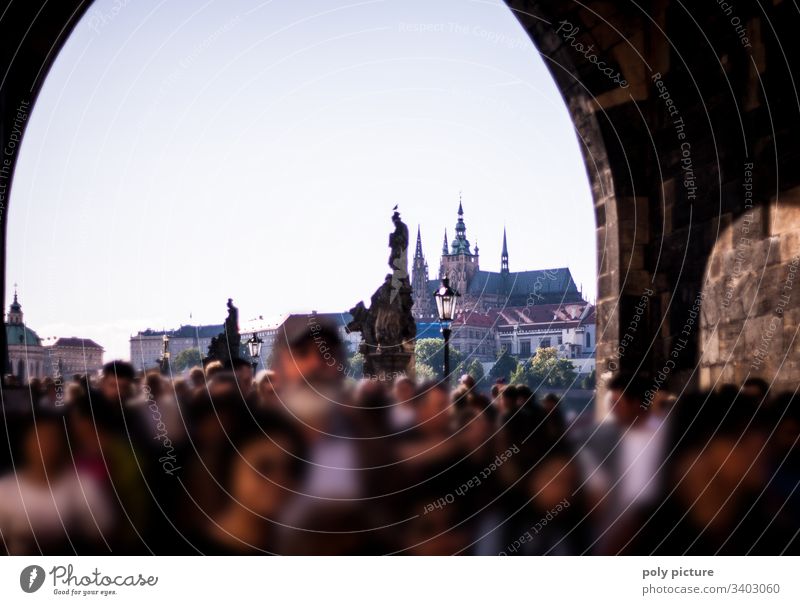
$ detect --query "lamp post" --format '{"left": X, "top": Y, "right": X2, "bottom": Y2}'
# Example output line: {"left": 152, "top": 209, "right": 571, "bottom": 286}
{"left": 246, "top": 332, "right": 263, "bottom": 374}
{"left": 434, "top": 277, "right": 460, "bottom": 382}
{"left": 159, "top": 333, "right": 170, "bottom": 375}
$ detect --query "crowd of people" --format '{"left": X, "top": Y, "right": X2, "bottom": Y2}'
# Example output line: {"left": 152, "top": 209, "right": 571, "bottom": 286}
{"left": 0, "top": 318, "right": 798, "bottom": 555}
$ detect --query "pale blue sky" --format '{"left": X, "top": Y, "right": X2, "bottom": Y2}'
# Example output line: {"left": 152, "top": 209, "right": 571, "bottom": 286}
{"left": 8, "top": 0, "right": 596, "bottom": 360}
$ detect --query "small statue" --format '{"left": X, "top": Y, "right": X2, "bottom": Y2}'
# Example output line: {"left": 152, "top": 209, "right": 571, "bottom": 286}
{"left": 205, "top": 298, "right": 243, "bottom": 365}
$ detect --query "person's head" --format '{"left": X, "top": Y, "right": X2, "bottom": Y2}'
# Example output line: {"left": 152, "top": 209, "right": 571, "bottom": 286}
{"left": 499, "top": 384, "right": 518, "bottom": 414}
{"left": 770, "top": 392, "right": 800, "bottom": 465}
{"left": 456, "top": 407, "right": 494, "bottom": 459}
{"left": 528, "top": 453, "right": 577, "bottom": 512}
{"left": 100, "top": 361, "right": 136, "bottom": 403}
{"left": 742, "top": 377, "right": 770, "bottom": 403}
{"left": 172, "top": 378, "right": 191, "bottom": 404}
{"left": 189, "top": 366, "right": 206, "bottom": 390}
{"left": 459, "top": 373, "right": 476, "bottom": 390}
{"left": 541, "top": 393, "right": 560, "bottom": 413}
{"left": 607, "top": 373, "right": 649, "bottom": 426}
{"left": 392, "top": 376, "right": 416, "bottom": 405}
{"left": 144, "top": 371, "right": 164, "bottom": 399}
{"left": 415, "top": 380, "right": 451, "bottom": 434}
{"left": 514, "top": 384, "right": 534, "bottom": 409}
{"left": 204, "top": 360, "right": 224, "bottom": 380}
{"left": 229, "top": 358, "right": 255, "bottom": 394}
{"left": 271, "top": 317, "right": 344, "bottom": 389}
{"left": 227, "top": 413, "right": 307, "bottom": 518}
{"left": 255, "top": 370, "right": 279, "bottom": 409}
{"left": 21, "top": 413, "right": 69, "bottom": 476}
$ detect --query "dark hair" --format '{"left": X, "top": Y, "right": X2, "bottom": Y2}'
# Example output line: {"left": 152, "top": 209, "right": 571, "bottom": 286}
{"left": 273, "top": 316, "right": 343, "bottom": 360}
{"left": 542, "top": 393, "right": 560, "bottom": 405}
{"left": 742, "top": 377, "right": 769, "bottom": 397}
{"left": 231, "top": 410, "right": 308, "bottom": 479}
{"left": 102, "top": 360, "right": 136, "bottom": 381}
{"left": 515, "top": 384, "right": 535, "bottom": 406}
{"left": 227, "top": 357, "right": 254, "bottom": 371}
{"left": 607, "top": 373, "right": 649, "bottom": 402}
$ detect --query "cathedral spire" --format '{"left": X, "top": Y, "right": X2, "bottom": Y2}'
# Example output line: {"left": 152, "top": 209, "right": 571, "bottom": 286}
{"left": 501, "top": 227, "right": 509, "bottom": 273}
{"left": 442, "top": 230, "right": 449, "bottom": 255}
{"left": 415, "top": 225, "right": 424, "bottom": 259}
{"left": 451, "top": 196, "right": 472, "bottom": 255}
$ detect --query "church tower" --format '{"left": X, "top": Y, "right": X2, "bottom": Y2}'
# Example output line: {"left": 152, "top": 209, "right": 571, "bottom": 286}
{"left": 501, "top": 227, "right": 509, "bottom": 274}
{"left": 439, "top": 196, "right": 480, "bottom": 308}
{"left": 411, "top": 226, "right": 435, "bottom": 320}
{"left": 7, "top": 289, "right": 23, "bottom": 325}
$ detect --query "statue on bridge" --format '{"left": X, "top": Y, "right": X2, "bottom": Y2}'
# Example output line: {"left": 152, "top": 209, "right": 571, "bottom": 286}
{"left": 346, "top": 207, "right": 416, "bottom": 381}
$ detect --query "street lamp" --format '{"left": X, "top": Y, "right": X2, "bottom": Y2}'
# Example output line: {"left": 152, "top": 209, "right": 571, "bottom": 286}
{"left": 433, "top": 277, "right": 460, "bottom": 381}
{"left": 159, "top": 333, "right": 170, "bottom": 375}
{"left": 246, "top": 332, "right": 263, "bottom": 374}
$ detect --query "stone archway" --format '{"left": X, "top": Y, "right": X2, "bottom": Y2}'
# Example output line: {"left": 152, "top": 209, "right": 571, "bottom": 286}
{"left": 2, "top": 1, "right": 800, "bottom": 398}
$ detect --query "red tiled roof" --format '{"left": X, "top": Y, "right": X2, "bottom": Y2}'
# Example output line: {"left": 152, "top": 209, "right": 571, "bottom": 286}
{"left": 490, "top": 302, "right": 595, "bottom": 329}
{"left": 50, "top": 337, "right": 104, "bottom": 350}
{"left": 452, "top": 311, "right": 498, "bottom": 328}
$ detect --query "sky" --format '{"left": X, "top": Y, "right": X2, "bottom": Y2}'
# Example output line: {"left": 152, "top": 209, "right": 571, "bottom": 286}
{"left": 7, "top": 0, "right": 596, "bottom": 360}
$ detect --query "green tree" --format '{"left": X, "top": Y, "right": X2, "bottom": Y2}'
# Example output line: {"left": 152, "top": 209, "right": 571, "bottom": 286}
{"left": 414, "top": 338, "right": 462, "bottom": 378}
{"left": 415, "top": 362, "right": 437, "bottom": 381}
{"left": 511, "top": 347, "right": 576, "bottom": 389}
{"left": 489, "top": 347, "right": 518, "bottom": 383}
{"left": 581, "top": 369, "right": 596, "bottom": 389}
{"left": 172, "top": 348, "right": 203, "bottom": 372}
{"left": 456, "top": 357, "right": 485, "bottom": 383}
{"left": 347, "top": 352, "right": 365, "bottom": 379}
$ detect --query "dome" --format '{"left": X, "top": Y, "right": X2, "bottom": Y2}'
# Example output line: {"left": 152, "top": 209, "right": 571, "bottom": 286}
{"left": 6, "top": 323, "right": 41, "bottom": 347}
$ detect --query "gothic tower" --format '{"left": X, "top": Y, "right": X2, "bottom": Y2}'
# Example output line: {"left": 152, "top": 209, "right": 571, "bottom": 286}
{"left": 501, "top": 227, "right": 509, "bottom": 274}
{"left": 411, "top": 226, "right": 435, "bottom": 320}
{"left": 439, "top": 197, "right": 480, "bottom": 308}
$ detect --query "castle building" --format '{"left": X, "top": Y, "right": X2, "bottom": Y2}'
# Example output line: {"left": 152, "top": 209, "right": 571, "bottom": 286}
{"left": 130, "top": 324, "right": 223, "bottom": 372}
{"left": 411, "top": 199, "right": 585, "bottom": 319}
{"left": 4, "top": 290, "right": 46, "bottom": 382}
{"left": 44, "top": 337, "right": 104, "bottom": 378}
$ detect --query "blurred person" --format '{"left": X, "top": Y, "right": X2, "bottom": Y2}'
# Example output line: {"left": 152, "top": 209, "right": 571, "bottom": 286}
{"left": 499, "top": 446, "right": 591, "bottom": 555}
{"left": 68, "top": 392, "right": 150, "bottom": 552}
{"left": 540, "top": 392, "right": 567, "bottom": 441}
{"left": 625, "top": 390, "right": 782, "bottom": 554}
{"left": 189, "top": 366, "right": 206, "bottom": 390}
{"left": 0, "top": 412, "right": 112, "bottom": 554}
{"left": 191, "top": 411, "right": 307, "bottom": 554}
{"left": 459, "top": 373, "right": 476, "bottom": 391}
{"left": 255, "top": 370, "right": 280, "bottom": 410}
{"left": 204, "top": 360, "right": 224, "bottom": 381}
{"left": 229, "top": 357, "right": 255, "bottom": 396}
{"left": 399, "top": 492, "right": 472, "bottom": 555}
{"left": 741, "top": 376, "right": 770, "bottom": 403}
{"left": 177, "top": 389, "right": 244, "bottom": 539}
{"left": 97, "top": 361, "right": 136, "bottom": 407}
{"left": 498, "top": 384, "right": 518, "bottom": 416}
{"left": 577, "top": 373, "right": 669, "bottom": 552}
{"left": 270, "top": 318, "right": 365, "bottom": 549}
{"left": 390, "top": 375, "right": 416, "bottom": 430}
{"left": 171, "top": 377, "right": 192, "bottom": 408}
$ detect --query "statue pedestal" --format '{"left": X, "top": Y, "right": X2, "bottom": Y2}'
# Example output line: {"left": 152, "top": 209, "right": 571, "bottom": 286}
{"left": 363, "top": 344, "right": 415, "bottom": 383}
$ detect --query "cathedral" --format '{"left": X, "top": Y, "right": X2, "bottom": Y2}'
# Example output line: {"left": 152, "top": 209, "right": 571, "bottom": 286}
{"left": 411, "top": 200, "right": 585, "bottom": 320}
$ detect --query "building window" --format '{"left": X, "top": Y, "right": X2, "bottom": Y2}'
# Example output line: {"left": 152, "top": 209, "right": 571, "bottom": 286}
{"left": 557, "top": 336, "right": 562, "bottom": 345}
{"left": 519, "top": 341, "right": 531, "bottom": 356}
{"left": 539, "top": 338, "right": 551, "bottom": 349}
{"left": 586, "top": 332, "right": 591, "bottom": 348}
